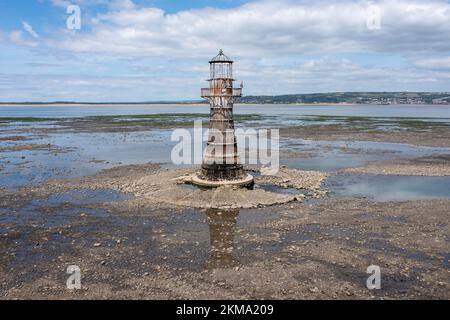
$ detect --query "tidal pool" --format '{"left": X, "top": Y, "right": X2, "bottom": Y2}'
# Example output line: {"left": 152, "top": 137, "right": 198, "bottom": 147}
{"left": 2, "top": 126, "right": 449, "bottom": 188}
{"left": 326, "top": 175, "right": 450, "bottom": 201}
{"left": 281, "top": 139, "right": 450, "bottom": 172}
{"left": 0, "top": 189, "right": 131, "bottom": 228}
{"left": 2, "top": 105, "right": 450, "bottom": 188}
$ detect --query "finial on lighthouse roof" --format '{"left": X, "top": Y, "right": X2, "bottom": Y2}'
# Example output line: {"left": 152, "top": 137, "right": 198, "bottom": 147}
{"left": 210, "top": 49, "right": 233, "bottom": 63}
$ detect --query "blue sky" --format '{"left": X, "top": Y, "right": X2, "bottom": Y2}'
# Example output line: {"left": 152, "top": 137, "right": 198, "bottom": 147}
{"left": 0, "top": 0, "right": 450, "bottom": 102}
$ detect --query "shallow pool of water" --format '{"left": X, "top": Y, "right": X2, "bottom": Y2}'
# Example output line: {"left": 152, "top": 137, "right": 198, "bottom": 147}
{"left": 2, "top": 105, "right": 450, "bottom": 188}
{"left": 257, "top": 184, "right": 304, "bottom": 196}
{"left": 32, "top": 189, "right": 132, "bottom": 206}
{"left": 281, "top": 139, "right": 450, "bottom": 172}
{"left": 326, "top": 175, "right": 450, "bottom": 201}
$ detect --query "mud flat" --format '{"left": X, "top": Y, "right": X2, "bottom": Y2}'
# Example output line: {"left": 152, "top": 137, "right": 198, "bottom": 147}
{"left": 0, "top": 143, "right": 60, "bottom": 153}
{"left": 343, "top": 154, "right": 450, "bottom": 176}
{"left": 280, "top": 124, "right": 450, "bottom": 148}
{"left": 22, "top": 165, "right": 328, "bottom": 209}
{"left": 1, "top": 112, "right": 450, "bottom": 299}
{"left": 0, "top": 161, "right": 448, "bottom": 300}
{"left": 0, "top": 194, "right": 448, "bottom": 299}
{"left": 0, "top": 136, "right": 29, "bottom": 142}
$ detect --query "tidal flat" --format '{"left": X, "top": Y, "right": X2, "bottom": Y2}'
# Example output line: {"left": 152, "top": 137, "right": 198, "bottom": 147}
{"left": 0, "top": 104, "right": 449, "bottom": 299}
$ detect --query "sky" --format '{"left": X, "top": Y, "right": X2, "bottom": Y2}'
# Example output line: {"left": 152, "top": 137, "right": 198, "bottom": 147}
{"left": 0, "top": 0, "right": 449, "bottom": 102}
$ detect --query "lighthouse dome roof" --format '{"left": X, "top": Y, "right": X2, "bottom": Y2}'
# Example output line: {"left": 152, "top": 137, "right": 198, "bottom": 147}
{"left": 209, "top": 49, "right": 233, "bottom": 63}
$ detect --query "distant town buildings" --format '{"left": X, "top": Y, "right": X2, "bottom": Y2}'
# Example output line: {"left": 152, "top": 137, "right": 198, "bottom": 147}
{"left": 432, "top": 97, "right": 450, "bottom": 104}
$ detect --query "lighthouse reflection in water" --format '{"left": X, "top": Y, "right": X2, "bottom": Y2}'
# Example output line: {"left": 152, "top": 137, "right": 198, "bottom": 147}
{"left": 205, "top": 209, "right": 239, "bottom": 269}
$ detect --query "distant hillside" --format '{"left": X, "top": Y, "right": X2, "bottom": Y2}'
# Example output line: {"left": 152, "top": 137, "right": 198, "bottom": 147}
{"left": 239, "top": 92, "right": 450, "bottom": 104}
{"left": 2, "top": 92, "right": 450, "bottom": 105}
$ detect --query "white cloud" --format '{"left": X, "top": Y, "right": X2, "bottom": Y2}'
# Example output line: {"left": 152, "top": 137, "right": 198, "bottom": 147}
{"left": 413, "top": 57, "right": 450, "bottom": 70}
{"left": 49, "top": 0, "right": 72, "bottom": 8}
{"left": 0, "top": 72, "right": 202, "bottom": 102}
{"left": 49, "top": 0, "right": 107, "bottom": 8}
{"left": 109, "top": 0, "right": 136, "bottom": 11}
{"left": 3, "top": 0, "right": 450, "bottom": 101}
{"left": 238, "top": 57, "right": 450, "bottom": 95}
{"left": 22, "top": 21, "right": 40, "bottom": 39}
{"left": 1, "top": 56, "right": 448, "bottom": 102}
{"left": 47, "top": 0, "right": 450, "bottom": 59}
{"left": 9, "top": 31, "right": 39, "bottom": 47}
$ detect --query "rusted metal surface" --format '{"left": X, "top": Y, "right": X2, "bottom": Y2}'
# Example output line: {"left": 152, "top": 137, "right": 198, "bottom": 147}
{"left": 201, "top": 88, "right": 242, "bottom": 98}
{"left": 199, "top": 50, "right": 249, "bottom": 183}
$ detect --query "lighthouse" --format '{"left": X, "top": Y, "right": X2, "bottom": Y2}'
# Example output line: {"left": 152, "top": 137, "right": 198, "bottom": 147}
{"left": 192, "top": 50, "right": 254, "bottom": 188}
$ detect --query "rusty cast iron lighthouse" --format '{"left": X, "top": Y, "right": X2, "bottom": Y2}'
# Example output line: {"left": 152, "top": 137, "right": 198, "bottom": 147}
{"left": 192, "top": 50, "right": 254, "bottom": 188}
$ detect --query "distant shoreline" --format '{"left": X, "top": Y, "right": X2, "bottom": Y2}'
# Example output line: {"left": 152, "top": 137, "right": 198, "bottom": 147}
{"left": 0, "top": 102, "right": 448, "bottom": 107}
{"left": 2, "top": 92, "right": 449, "bottom": 107}
{"left": 0, "top": 103, "right": 207, "bottom": 107}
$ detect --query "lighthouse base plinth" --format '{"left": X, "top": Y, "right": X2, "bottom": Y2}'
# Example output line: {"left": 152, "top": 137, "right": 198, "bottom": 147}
{"left": 201, "top": 163, "right": 246, "bottom": 181}
{"left": 191, "top": 173, "right": 254, "bottom": 188}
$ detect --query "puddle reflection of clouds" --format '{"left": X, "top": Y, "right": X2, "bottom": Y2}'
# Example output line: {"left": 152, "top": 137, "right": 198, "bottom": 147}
{"left": 328, "top": 175, "right": 450, "bottom": 202}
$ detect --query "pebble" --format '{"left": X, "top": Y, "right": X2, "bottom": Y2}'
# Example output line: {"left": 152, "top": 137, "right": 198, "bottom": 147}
{"left": 309, "top": 287, "right": 319, "bottom": 293}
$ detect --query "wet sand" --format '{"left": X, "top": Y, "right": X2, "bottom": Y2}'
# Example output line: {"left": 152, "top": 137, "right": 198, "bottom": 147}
{"left": 1, "top": 187, "right": 448, "bottom": 299}
{"left": 281, "top": 124, "right": 450, "bottom": 148}
{"left": 1, "top": 115, "right": 449, "bottom": 299}
{"left": 343, "top": 155, "right": 450, "bottom": 176}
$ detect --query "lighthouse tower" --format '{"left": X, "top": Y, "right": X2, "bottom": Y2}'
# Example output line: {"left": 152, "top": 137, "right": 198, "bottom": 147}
{"left": 192, "top": 50, "right": 253, "bottom": 187}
